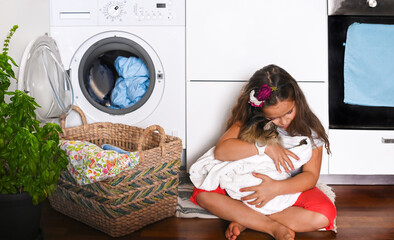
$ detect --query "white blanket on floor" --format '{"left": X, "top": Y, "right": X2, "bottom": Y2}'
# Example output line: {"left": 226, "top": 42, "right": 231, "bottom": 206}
{"left": 189, "top": 135, "right": 312, "bottom": 215}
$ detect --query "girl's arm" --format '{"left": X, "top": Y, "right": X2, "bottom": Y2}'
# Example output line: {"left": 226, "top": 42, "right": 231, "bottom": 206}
{"left": 214, "top": 122, "right": 258, "bottom": 161}
{"left": 214, "top": 123, "right": 298, "bottom": 173}
{"left": 240, "top": 146, "right": 323, "bottom": 207}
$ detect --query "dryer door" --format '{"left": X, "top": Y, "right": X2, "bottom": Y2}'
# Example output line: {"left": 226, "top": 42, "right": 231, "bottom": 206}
{"left": 18, "top": 35, "right": 74, "bottom": 121}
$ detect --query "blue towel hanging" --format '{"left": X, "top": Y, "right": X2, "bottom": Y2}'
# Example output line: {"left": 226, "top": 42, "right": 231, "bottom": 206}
{"left": 344, "top": 23, "right": 394, "bottom": 107}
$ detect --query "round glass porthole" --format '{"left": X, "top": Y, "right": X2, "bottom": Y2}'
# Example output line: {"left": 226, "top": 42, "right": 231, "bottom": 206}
{"left": 18, "top": 35, "right": 74, "bottom": 121}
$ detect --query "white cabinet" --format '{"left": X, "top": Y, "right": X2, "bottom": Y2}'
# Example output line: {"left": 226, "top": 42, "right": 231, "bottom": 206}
{"left": 329, "top": 130, "right": 394, "bottom": 174}
{"left": 186, "top": 81, "right": 245, "bottom": 171}
{"left": 299, "top": 82, "right": 329, "bottom": 174}
{"left": 186, "top": 81, "right": 329, "bottom": 174}
{"left": 186, "top": 0, "right": 329, "bottom": 173}
{"left": 186, "top": 0, "right": 328, "bottom": 82}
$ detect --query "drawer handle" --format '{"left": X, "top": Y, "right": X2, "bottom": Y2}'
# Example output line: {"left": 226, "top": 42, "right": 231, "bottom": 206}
{"left": 382, "top": 138, "right": 394, "bottom": 143}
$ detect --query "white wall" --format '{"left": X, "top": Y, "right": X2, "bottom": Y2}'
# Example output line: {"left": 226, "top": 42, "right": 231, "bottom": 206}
{"left": 0, "top": 0, "right": 49, "bottom": 90}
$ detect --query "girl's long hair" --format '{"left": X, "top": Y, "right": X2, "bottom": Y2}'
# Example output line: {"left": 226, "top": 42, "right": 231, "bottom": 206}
{"left": 226, "top": 64, "right": 330, "bottom": 154}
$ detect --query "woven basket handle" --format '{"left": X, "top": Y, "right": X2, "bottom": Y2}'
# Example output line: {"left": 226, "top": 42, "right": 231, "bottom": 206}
{"left": 138, "top": 125, "right": 166, "bottom": 159}
{"left": 60, "top": 105, "right": 88, "bottom": 132}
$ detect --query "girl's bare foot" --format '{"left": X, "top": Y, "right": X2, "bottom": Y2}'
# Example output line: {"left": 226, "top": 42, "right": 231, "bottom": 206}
{"left": 225, "top": 221, "right": 294, "bottom": 240}
{"left": 225, "top": 222, "right": 246, "bottom": 240}
{"left": 271, "top": 223, "right": 295, "bottom": 240}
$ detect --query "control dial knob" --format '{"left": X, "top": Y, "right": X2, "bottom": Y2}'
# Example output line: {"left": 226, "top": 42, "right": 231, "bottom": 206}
{"left": 102, "top": 1, "right": 125, "bottom": 21}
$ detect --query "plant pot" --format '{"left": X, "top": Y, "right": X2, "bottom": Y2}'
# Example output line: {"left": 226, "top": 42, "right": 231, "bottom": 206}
{"left": 0, "top": 192, "right": 43, "bottom": 240}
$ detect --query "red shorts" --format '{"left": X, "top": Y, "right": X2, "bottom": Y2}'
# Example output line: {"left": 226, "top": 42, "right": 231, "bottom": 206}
{"left": 190, "top": 186, "right": 337, "bottom": 231}
{"left": 190, "top": 186, "right": 226, "bottom": 205}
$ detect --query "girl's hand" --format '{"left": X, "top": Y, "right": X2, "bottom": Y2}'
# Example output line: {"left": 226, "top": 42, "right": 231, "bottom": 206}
{"left": 239, "top": 173, "right": 279, "bottom": 208}
{"left": 265, "top": 142, "right": 299, "bottom": 173}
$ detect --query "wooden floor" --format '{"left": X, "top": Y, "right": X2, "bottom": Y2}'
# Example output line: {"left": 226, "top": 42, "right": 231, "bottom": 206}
{"left": 41, "top": 185, "right": 394, "bottom": 240}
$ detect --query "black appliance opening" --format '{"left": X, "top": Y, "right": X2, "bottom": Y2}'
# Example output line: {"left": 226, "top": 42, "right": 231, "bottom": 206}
{"left": 328, "top": 15, "right": 394, "bottom": 130}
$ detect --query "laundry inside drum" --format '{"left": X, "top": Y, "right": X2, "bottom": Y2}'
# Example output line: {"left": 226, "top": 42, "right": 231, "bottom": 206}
{"left": 85, "top": 50, "right": 150, "bottom": 109}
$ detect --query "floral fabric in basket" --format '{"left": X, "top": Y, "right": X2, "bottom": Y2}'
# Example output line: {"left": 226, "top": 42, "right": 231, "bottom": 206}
{"left": 60, "top": 140, "right": 139, "bottom": 185}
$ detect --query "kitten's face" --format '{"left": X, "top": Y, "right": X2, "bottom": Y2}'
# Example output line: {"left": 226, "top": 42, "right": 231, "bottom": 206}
{"left": 257, "top": 121, "right": 278, "bottom": 145}
{"left": 239, "top": 117, "right": 278, "bottom": 146}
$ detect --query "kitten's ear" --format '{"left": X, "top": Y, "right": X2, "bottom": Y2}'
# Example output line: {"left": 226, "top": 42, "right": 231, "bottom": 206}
{"left": 263, "top": 121, "right": 275, "bottom": 131}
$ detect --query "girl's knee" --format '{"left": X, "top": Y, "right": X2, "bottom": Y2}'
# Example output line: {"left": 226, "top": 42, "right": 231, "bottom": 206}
{"left": 295, "top": 187, "right": 337, "bottom": 230}
{"left": 195, "top": 192, "right": 210, "bottom": 208}
{"left": 312, "top": 212, "right": 330, "bottom": 230}
{"left": 311, "top": 202, "right": 336, "bottom": 230}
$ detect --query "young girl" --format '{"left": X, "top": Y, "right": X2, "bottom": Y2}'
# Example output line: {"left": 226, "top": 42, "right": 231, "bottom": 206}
{"left": 190, "top": 65, "right": 336, "bottom": 240}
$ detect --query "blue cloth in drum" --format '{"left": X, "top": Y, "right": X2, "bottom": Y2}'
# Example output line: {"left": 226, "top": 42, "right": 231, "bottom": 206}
{"left": 110, "top": 56, "right": 150, "bottom": 109}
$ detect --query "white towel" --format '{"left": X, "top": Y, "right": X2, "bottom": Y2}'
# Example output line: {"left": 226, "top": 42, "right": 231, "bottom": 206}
{"left": 189, "top": 135, "right": 312, "bottom": 215}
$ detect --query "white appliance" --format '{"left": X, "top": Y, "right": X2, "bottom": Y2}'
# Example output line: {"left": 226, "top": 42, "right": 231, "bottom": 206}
{"left": 328, "top": 0, "right": 394, "bottom": 175}
{"left": 18, "top": 0, "right": 185, "bottom": 147}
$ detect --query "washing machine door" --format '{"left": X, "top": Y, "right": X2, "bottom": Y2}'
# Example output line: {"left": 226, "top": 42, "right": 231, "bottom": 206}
{"left": 68, "top": 31, "right": 164, "bottom": 125}
{"left": 18, "top": 35, "right": 74, "bottom": 121}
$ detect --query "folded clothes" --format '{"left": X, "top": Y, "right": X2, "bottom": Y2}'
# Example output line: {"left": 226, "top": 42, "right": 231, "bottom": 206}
{"left": 344, "top": 22, "right": 394, "bottom": 107}
{"left": 60, "top": 140, "right": 140, "bottom": 185}
{"left": 101, "top": 144, "right": 130, "bottom": 155}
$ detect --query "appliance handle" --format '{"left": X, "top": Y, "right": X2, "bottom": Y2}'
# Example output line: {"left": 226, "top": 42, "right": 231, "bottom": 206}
{"left": 367, "top": 0, "right": 378, "bottom": 8}
{"left": 382, "top": 138, "right": 394, "bottom": 143}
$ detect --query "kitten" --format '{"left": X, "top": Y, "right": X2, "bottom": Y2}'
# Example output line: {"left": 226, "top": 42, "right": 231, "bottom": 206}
{"left": 238, "top": 115, "right": 278, "bottom": 146}
{"left": 238, "top": 115, "right": 308, "bottom": 149}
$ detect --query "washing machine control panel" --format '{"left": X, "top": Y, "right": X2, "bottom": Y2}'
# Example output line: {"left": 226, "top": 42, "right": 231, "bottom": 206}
{"left": 98, "top": 0, "right": 184, "bottom": 25}
{"left": 50, "top": 0, "right": 185, "bottom": 26}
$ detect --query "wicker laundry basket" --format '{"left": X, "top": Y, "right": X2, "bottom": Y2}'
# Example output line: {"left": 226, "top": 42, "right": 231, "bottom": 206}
{"left": 49, "top": 106, "right": 183, "bottom": 237}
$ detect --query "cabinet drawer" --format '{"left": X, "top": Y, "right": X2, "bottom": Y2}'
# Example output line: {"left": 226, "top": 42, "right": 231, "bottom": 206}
{"left": 329, "top": 129, "right": 394, "bottom": 174}
{"left": 186, "top": 0, "right": 327, "bottom": 81}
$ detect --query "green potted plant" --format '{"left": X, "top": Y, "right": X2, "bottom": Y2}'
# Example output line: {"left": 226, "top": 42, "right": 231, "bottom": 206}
{"left": 0, "top": 25, "right": 68, "bottom": 239}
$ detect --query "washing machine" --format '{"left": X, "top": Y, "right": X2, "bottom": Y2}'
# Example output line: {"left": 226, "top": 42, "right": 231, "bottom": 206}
{"left": 18, "top": 0, "right": 185, "bottom": 146}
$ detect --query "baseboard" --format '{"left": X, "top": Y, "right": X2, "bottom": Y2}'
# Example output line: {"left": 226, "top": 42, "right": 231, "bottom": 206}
{"left": 319, "top": 174, "right": 394, "bottom": 185}
{"left": 180, "top": 170, "right": 394, "bottom": 185}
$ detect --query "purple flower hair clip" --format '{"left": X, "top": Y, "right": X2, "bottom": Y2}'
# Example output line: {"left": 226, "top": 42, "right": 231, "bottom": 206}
{"left": 249, "top": 84, "right": 278, "bottom": 107}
